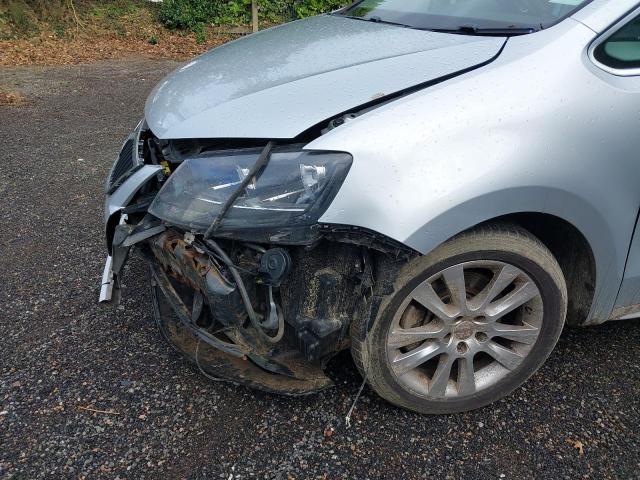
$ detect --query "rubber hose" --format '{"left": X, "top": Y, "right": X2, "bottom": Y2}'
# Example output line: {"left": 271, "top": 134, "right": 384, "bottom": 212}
{"left": 205, "top": 239, "right": 284, "bottom": 344}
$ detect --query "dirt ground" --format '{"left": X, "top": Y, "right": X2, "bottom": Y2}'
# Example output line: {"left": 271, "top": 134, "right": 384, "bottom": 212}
{"left": 0, "top": 58, "right": 639, "bottom": 479}
{"left": 0, "top": 31, "right": 229, "bottom": 67}
{"left": 0, "top": 1, "right": 244, "bottom": 67}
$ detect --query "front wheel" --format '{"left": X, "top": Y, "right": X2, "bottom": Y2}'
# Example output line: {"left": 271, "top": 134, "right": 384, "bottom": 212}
{"left": 352, "top": 224, "right": 567, "bottom": 414}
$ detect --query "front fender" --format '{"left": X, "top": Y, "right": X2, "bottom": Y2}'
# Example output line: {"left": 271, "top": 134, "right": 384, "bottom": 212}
{"left": 403, "top": 187, "right": 619, "bottom": 324}
{"left": 312, "top": 21, "right": 640, "bottom": 324}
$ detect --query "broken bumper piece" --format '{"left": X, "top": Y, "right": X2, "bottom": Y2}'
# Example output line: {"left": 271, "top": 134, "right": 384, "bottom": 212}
{"left": 101, "top": 205, "right": 406, "bottom": 395}
{"left": 141, "top": 232, "right": 338, "bottom": 394}
{"left": 100, "top": 135, "right": 356, "bottom": 394}
{"left": 101, "top": 162, "right": 404, "bottom": 395}
{"left": 150, "top": 268, "right": 334, "bottom": 395}
{"left": 99, "top": 255, "right": 115, "bottom": 303}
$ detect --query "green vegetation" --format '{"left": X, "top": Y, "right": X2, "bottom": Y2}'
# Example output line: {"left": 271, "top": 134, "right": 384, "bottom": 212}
{"left": 0, "top": 0, "right": 154, "bottom": 39}
{"left": 0, "top": 0, "right": 348, "bottom": 40}
{"left": 1, "top": 0, "right": 68, "bottom": 38}
{"left": 159, "top": 0, "right": 346, "bottom": 31}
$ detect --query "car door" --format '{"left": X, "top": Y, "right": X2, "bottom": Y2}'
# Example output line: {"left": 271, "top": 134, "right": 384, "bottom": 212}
{"left": 616, "top": 219, "right": 640, "bottom": 319}
{"left": 590, "top": 8, "right": 640, "bottom": 319}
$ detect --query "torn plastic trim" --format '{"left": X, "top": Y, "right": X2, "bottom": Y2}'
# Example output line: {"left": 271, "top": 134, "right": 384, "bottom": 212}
{"left": 118, "top": 215, "right": 167, "bottom": 248}
{"left": 151, "top": 282, "right": 334, "bottom": 395}
{"left": 145, "top": 234, "right": 334, "bottom": 386}
{"left": 99, "top": 255, "right": 115, "bottom": 303}
{"left": 147, "top": 257, "right": 248, "bottom": 358}
{"left": 100, "top": 215, "right": 168, "bottom": 304}
{"left": 99, "top": 213, "right": 132, "bottom": 303}
{"left": 319, "top": 223, "right": 418, "bottom": 259}
{"left": 104, "top": 164, "right": 163, "bottom": 224}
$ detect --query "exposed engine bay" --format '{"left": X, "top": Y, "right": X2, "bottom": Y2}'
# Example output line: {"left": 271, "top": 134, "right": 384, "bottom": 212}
{"left": 102, "top": 125, "right": 415, "bottom": 394}
{"left": 118, "top": 226, "right": 410, "bottom": 394}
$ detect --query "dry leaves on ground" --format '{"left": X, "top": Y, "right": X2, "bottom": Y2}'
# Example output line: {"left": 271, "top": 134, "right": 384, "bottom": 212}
{"left": 0, "top": 6, "right": 242, "bottom": 67}
{"left": 0, "top": 31, "right": 235, "bottom": 67}
{"left": 0, "top": 89, "right": 26, "bottom": 106}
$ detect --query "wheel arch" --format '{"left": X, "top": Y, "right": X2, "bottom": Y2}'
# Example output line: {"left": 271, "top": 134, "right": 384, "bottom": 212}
{"left": 477, "top": 213, "right": 596, "bottom": 326}
{"left": 404, "top": 187, "right": 620, "bottom": 325}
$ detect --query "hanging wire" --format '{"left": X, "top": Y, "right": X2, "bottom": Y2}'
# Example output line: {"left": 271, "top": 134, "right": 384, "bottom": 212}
{"left": 345, "top": 374, "right": 367, "bottom": 429}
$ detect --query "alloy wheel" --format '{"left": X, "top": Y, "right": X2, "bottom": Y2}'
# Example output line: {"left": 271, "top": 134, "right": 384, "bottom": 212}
{"left": 386, "top": 260, "right": 544, "bottom": 399}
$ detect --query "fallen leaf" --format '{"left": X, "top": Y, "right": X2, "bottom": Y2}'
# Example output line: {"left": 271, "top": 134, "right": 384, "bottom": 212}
{"left": 566, "top": 439, "right": 585, "bottom": 455}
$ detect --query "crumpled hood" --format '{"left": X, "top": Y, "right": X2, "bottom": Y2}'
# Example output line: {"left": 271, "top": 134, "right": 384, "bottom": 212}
{"left": 145, "top": 15, "right": 505, "bottom": 140}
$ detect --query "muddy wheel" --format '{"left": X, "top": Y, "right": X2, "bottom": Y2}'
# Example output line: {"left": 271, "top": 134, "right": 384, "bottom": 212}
{"left": 351, "top": 224, "right": 567, "bottom": 414}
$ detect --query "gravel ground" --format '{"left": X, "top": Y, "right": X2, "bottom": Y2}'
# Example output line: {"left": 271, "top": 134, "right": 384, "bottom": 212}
{"left": 1, "top": 58, "right": 639, "bottom": 479}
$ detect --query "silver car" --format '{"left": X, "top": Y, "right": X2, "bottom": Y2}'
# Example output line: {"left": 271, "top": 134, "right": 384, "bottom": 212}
{"left": 100, "top": 0, "right": 640, "bottom": 414}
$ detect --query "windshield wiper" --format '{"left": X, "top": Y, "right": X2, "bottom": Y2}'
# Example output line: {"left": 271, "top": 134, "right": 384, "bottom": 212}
{"left": 432, "top": 24, "right": 540, "bottom": 36}
{"left": 337, "top": 14, "right": 413, "bottom": 29}
{"left": 333, "top": 14, "right": 540, "bottom": 36}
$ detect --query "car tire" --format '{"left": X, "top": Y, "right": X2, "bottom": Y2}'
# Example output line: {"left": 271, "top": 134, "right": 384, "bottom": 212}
{"left": 351, "top": 223, "right": 567, "bottom": 414}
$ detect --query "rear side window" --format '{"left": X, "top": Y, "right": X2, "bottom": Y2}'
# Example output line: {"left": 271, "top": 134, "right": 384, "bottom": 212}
{"left": 593, "top": 14, "right": 640, "bottom": 70}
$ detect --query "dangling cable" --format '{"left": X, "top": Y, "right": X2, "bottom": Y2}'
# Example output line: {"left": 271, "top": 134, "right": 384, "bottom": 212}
{"left": 204, "top": 141, "right": 275, "bottom": 239}
{"left": 201, "top": 142, "right": 281, "bottom": 343}
{"left": 346, "top": 315, "right": 371, "bottom": 428}
{"left": 195, "top": 339, "right": 226, "bottom": 383}
{"left": 345, "top": 374, "right": 367, "bottom": 429}
{"left": 205, "top": 238, "right": 284, "bottom": 344}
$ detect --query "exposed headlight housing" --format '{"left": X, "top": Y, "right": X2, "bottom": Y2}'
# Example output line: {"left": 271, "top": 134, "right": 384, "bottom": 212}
{"left": 148, "top": 145, "right": 352, "bottom": 237}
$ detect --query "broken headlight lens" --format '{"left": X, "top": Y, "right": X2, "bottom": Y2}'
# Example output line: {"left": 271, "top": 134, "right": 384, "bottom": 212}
{"left": 148, "top": 145, "right": 352, "bottom": 231}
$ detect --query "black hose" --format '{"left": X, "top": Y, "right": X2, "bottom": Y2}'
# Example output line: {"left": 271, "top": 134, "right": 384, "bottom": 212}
{"left": 204, "top": 141, "right": 275, "bottom": 239}
{"left": 197, "top": 242, "right": 258, "bottom": 277}
{"left": 205, "top": 238, "right": 284, "bottom": 344}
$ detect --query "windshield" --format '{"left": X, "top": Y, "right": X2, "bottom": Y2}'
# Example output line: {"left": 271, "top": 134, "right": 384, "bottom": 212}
{"left": 337, "top": 0, "right": 593, "bottom": 32}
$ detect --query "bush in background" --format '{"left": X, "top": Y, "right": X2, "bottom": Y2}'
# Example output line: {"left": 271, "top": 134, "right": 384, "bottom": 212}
{"left": 1, "top": 0, "right": 67, "bottom": 37}
{"left": 0, "top": 0, "right": 152, "bottom": 39}
{"left": 292, "top": 0, "right": 345, "bottom": 18}
{"left": 0, "top": 0, "right": 348, "bottom": 40}
{"left": 159, "top": 0, "right": 347, "bottom": 30}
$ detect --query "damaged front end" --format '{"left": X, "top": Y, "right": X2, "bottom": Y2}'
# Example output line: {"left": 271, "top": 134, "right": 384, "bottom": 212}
{"left": 100, "top": 122, "right": 414, "bottom": 395}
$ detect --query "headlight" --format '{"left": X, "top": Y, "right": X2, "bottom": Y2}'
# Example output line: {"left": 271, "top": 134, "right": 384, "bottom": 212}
{"left": 148, "top": 145, "right": 352, "bottom": 232}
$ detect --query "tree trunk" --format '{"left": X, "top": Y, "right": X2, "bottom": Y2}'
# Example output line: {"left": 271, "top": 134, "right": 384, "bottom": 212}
{"left": 251, "top": 1, "right": 259, "bottom": 32}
